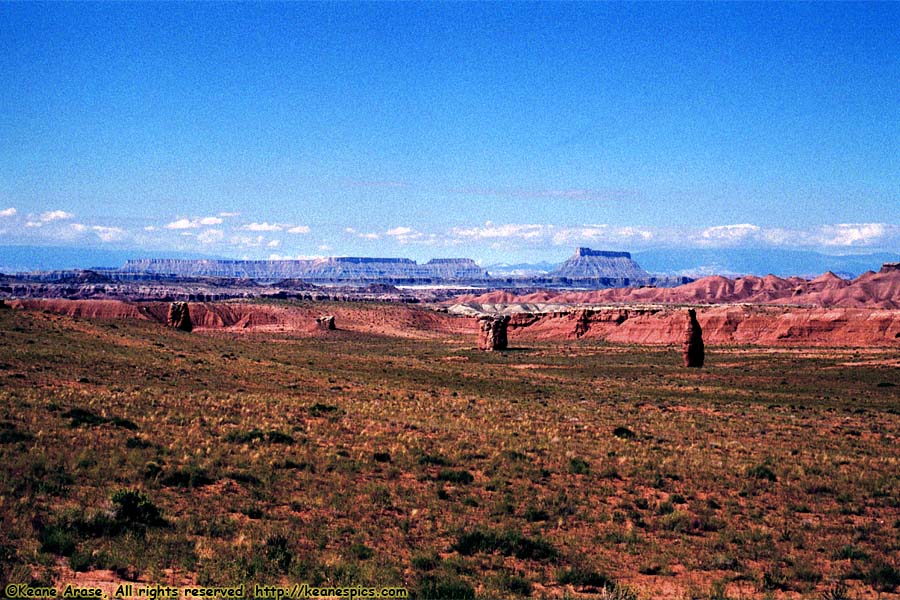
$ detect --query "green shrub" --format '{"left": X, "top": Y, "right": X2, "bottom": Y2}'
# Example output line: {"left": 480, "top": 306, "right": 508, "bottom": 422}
{"left": 63, "top": 408, "right": 106, "bottom": 427}
{"left": 452, "top": 529, "right": 557, "bottom": 561}
{"left": 111, "top": 489, "right": 164, "bottom": 526}
{"left": 225, "top": 429, "right": 265, "bottom": 443}
{"left": 0, "top": 423, "right": 33, "bottom": 444}
{"left": 69, "top": 550, "right": 93, "bottom": 572}
{"left": 348, "top": 543, "right": 374, "bottom": 560}
{"left": 265, "top": 431, "right": 295, "bottom": 444}
{"left": 411, "top": 552, "right": 440, "bottom": 571}
{"left": 613, "top": 426, "right": 635, "bottom": 439}
{"left": 747, "top": 463, "right": 777, "bottom": 482}
{"left": 160, "top": 468, "right": 214, "bottom": 488}
{"left": 415, "top": 574, "right": 475, "bottom": 600}
{"left": 39, "top": 525, "right": 76, "bottom": 556}
{"left": 418, "top": 454, "right": 450, "bottom": 466}
{"left": 111, "top": 417, "right": 138, "bottom": 431}
{"left": 524, "top": 507, "right": 550, "bottom": 522}
{"left": 497, "top": 572, "right": 531, "bottom": 596}
{"left": 569, "top": 457, "right": 591, "bottom": 475}
{"left": 557, "top": 566, "right": 611, "bottom": 588}
{"left": 833, "top": 545, "right": 869, "bottom": 561}
{"left": 265, "top": 535, "right": 292, "bottom": 573}
{"left": 865, "top": 561, "right": 900, "bottom": 592}
{"left": 437, "top": 469, "right": 473, "bottom": 484}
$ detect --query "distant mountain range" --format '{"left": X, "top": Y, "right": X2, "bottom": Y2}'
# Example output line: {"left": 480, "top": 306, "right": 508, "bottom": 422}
{"left": 3, "top": 244, "right": 898, "bottom": 279}
{"left": 0, "top": 246, "right": 221, "bottom": 273}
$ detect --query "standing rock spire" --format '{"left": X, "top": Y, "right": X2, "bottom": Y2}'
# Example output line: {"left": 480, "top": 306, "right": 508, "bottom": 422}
{"left": 167, "top": 302, "right": 193, "bottom": 332}
{"left": 682, "top": 309, "right": 704, "bottom": 367}
{"left": 478, "top": 315, "right": 510, "bottom": 351}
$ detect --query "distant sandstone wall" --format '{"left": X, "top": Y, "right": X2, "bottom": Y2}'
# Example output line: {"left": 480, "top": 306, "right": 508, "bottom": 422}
{"left": 504, "top": 305, "right": 900, "bottom": 346}
{"left": 120, "top": 257, "right": 489, "bottom": 282}
{"left": 8, "top": 298, "right": 900, "bottom": 346}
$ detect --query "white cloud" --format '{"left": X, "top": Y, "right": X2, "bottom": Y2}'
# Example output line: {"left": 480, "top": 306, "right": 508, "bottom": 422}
{"left": 318, "top": 245, "right": 332, "bottom": 251}
{"left": 386, "top": 226, "right": 413, "bottom": 236}
{"left": 197, "top": 229, "right": 224, "bottom": 245}
{"left": 700, "top": 224, "right": 761, "bottom": 243}
{"left": 345, "top": 227, "right": 379, "bottom": 240}
{"left": 91, "top": 225, "right": 125, "bottom": 242}
{"left": 70, "top": 223, "right": 88, "bottom": 233}
{"left": 451, "top": 222, "right": 546, "bottom": 240}
{"left": 267, "top": 239, "right": 281, "bottom": 248}
{"left": 229, "top": 234, "right": 266, "bottom": 247}
{"left": 144, "top": 225, "right": 158, "bottom": 231}
{"left": 219, "top": 211, "right": 240, "bottom": 217}
{"left": 0, "top": 207, "right": 16, "bottom": 218}
{"left": 268, "top": 253, "right": 322, "bottom": 260}
{"left": 165, "top": 218, "right": 199, "bottom": 230}
{"left": 26, "top": 210, "right": 75, "bottom": 227}
{"left": 165, "top": 216, "right": 224, "bottom": 230}
{"left": 40, "top": 210, "right": 74, "bottom": 222}
{"left": 287, "top": 225, "right": 310, "bottom": 234}
{"left": 385, "top": 226, "right": 429, "bottom": 244}
{"left": 242, "top": 222, "right": 282, "bottom": 232}
{"left": 815, "top": 223, "right": 888, "bottom": 247}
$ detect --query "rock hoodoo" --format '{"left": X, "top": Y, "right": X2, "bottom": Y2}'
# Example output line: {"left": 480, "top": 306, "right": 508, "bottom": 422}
{"left": 478, "top": 315, "right": 510, "bottom": 351}
{"left": 682, "top": 309, "right": 704, "bottom": 367}
{"left": 167, "top": 302, "right": 192, "bottom": 332}
{"left": 316, "top": 315, "right": 336, "bottom": 330}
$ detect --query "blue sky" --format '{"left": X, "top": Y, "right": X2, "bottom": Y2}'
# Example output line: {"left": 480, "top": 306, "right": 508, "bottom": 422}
{"left": 1, "top": 2, "right": 898, "bottom": 264}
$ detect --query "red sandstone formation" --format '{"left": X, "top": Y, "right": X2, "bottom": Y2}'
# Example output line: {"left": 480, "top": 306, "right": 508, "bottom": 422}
{"left": 502, "top": 305, "right": 900, "bottom": 347}
{"left": 455, "top": 263, "right": 900, "bottom": 309}
{"left": 4, "top": 298, "right": 476, "bottom": 339}
{"left": 478, "top": 315, "right": 510, "bottom": 351}
{"left": 166, "top": 302, "right": 193, "bottom": 332}
{"left": 682, "top": 309, "right": 704, "bottom": 367}
{"left": 6, "top": 295, "right": 900, "bottom": 347}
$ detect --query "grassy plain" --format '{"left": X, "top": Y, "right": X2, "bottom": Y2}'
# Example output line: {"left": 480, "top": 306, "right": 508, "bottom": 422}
{"left": 1, "top": 303, "right": 898, "bottom": 599}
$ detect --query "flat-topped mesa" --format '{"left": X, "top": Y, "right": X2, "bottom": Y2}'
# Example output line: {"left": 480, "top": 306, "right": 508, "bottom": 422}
{"left": 121, "top": 257, "right": 489, "bottom": 283}
{"left": 550, "top": 247, "right": 650, "bottom": 282}
{"left": 574, "top": 248, "right": 632, "bottom": 259}
{"left": 333, "top": 257, "right": 414, "bottom": 264}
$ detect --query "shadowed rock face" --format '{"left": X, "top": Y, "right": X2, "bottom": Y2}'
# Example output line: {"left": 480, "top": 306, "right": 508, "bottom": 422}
{"left": 316, "top": 315, "right": 336, "bottom": 330}
{"left": 167, "top": 302, "right": 192, "bottom": 332}
{"left": 478, "top": 315, "right": 510, "bottom": 351}
{"left": 682, "top": 309, "right": 704, "bottom": 367}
